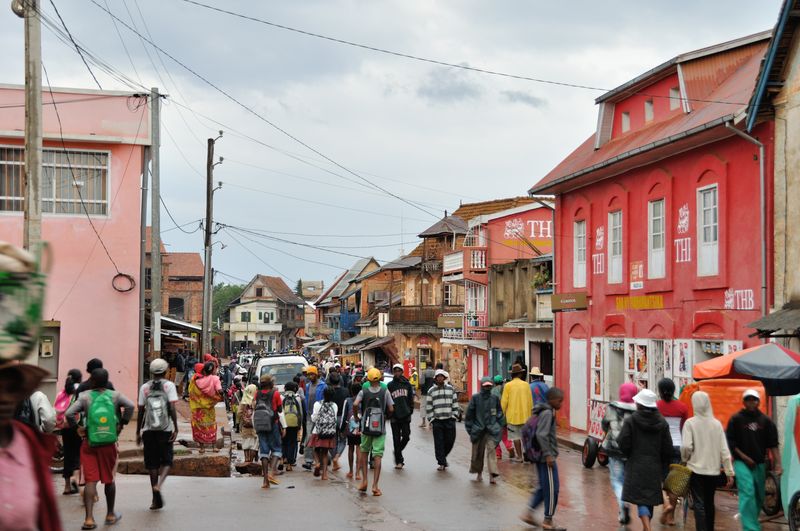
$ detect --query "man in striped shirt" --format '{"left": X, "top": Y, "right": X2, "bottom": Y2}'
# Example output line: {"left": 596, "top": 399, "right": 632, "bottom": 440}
{"left": 425, "top": 369, "right": 460, "bottom": 470}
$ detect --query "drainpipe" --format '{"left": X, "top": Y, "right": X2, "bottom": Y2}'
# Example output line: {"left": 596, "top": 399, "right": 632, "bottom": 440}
{"left": 725, "top": 122, "right": 767, "bottom": 322}
{"left": 533, "top": 198, "right": 556, "bottom": 382}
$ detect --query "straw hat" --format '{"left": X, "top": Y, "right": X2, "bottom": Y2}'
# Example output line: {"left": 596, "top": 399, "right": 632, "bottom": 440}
{"left": 0, "top": 361, "right": 48, "bottom": 401}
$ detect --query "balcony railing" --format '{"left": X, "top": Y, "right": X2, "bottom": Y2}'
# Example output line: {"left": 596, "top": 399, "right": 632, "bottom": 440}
{"left": 340, "top": 311, "right": 361, "bottom": 333}
{"left": 470, "top": 250, "right": 487, "bottom": 270}
{"left": 443, "top": 251, "right": 463, "bottom": 274}
{"left": 464, "top": 227, "right": 487, "bottom": 248}
{"left": 389, "top": 305, "right": 462, "bottom": 324}
{"left": 440, "top": 311, "right": 487, "bottom": 340}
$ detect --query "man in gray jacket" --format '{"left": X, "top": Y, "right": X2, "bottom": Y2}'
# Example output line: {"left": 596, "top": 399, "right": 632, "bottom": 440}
{"left": 520, "top": 387, "right": 566, "bottom": 531}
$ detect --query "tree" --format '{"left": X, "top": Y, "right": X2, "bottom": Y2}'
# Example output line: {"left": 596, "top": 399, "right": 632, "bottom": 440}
{"left": 212, "top": 283, "right": 244, "bottom": 328}
{"left": 295, "top": 279, "right": 303, "bottom": 297}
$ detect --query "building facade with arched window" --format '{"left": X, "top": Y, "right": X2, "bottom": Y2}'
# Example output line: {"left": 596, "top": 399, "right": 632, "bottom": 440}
{"left": 529, "top": 32, "right": 775, "bottom": 432}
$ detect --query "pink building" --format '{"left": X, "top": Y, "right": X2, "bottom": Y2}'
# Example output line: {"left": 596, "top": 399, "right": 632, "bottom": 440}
{"left": 0, "top": 85, "right": 150, "bottom": 400}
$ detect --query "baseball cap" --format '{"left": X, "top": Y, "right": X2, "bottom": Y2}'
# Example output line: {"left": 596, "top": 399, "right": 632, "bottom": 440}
{"left": 149, "top": 358, "right": 168, "bottom": 375}
{"left": 481, "top": 376, "right": 493, "bottom": 387}
{"left": 743, "top": 389, "right": 761, "bottom": 401}
{"left": 493, "top": 375, "right": 503, "bottom": 384}
{"left": 367, "top": 367, "right": 382, "bottom": 382}
{"left": 392, "top": 363, "right": 403, "bottom": 371}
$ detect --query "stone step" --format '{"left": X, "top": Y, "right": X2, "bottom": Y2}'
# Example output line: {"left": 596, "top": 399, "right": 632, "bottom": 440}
{"left": 118, "top": 452, "right": 231, "bottom": 478}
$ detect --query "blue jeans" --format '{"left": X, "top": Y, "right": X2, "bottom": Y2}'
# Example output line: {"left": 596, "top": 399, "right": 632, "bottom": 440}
{"left": 258, "top": 428, "right": 283, "bottom": 460}
{"left": 530, "top": 461, "right": 560, "bottom": 519}
{"left": 608, "top": 456, "right": 625, "bottom": 515}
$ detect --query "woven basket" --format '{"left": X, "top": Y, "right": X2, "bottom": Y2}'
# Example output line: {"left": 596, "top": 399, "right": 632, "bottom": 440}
{"left": 664, "top": 463, "right": 692, "bottom": 498}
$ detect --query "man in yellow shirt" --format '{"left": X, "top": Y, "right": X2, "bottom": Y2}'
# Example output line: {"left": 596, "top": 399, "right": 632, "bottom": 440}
{"left": 501, "top": 363, "right": 533, "bottom": 463}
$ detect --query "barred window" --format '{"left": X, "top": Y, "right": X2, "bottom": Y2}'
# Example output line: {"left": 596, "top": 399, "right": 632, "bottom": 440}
{"left": 0, "top": 146, "right": 109, "bottom": 215}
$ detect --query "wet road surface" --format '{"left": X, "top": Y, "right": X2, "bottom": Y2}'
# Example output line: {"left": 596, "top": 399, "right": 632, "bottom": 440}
{"left": 56, "top": 420, "right": 789, "bottom": 530}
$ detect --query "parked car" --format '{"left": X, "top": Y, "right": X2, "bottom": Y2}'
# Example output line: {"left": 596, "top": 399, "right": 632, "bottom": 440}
{"left": 248, "top": 353, "right": 308, "bottom": 392}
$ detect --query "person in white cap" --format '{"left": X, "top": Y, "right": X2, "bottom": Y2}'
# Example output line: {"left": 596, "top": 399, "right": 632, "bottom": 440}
{"left": 136, "top": 358, "right": 179, "bottom": 511}
{"left": 387, "top": 363, "right": 414, "bottom": 469}
{"left": 426, "top": 369, "right": 460, "bottom": 470}
{"left": 617, "top": 389, "right": 673, "bottom": 531}
{"left": 725, "top": 388, "right": 780, "bottom": 531}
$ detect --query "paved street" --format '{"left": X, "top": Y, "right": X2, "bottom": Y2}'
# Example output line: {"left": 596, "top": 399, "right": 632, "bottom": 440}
{"left": 56, "top": 421, "right": 788, "bottom": 530}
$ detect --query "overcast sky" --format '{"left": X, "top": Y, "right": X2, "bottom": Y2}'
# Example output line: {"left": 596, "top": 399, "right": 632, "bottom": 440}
{"left": 0, "top": 1, "right": 782, "bottom": 288}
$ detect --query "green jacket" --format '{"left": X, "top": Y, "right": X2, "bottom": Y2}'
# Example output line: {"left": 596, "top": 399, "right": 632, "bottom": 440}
{"left": 464, "top": 389, "right": 506, "bottom": 443}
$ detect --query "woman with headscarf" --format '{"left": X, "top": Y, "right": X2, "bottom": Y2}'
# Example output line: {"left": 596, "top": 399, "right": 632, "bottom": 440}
{"left": 680, "top": 391, "right": 734, "bottom": 531}
{"left": 237, "top": 384, "right": 259, "bottom": 463}
{"left": 53, "top": 368, "right": 83, "bottom": 495}
{"left": 188, "top": 362, "right": 222, "bottom": 453}
{"left": 601, "top": 382, "right": 638, "bottom": 525}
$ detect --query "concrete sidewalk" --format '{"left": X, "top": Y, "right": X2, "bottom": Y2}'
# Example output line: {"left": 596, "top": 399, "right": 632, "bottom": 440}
{"left": 116, "top": 400, "right": 231, "bottom": 477}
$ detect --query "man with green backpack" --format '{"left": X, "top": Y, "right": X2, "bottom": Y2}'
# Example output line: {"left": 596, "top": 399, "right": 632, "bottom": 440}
{"left": 66, "top": 368, "right": 135, "bottom": 530}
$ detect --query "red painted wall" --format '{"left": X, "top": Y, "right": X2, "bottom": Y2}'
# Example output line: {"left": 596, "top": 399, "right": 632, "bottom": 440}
{"left": 612, "top": 74, "right": 683, "bottom": 138}
{"left": 553, "top": 122, "right": 774, "bottom": 429}
{"left": 486, "top": 206, "right": 554, "bottom": 265}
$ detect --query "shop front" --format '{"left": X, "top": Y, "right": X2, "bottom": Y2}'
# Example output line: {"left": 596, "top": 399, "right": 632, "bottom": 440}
{"left": 441, "top": 339, "right": 487, "bottom": 396}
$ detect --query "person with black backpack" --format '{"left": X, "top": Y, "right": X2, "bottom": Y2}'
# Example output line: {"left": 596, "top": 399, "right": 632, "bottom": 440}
{"left": 135, "top": 358, "right": 179, "bottom": 511}
{"left": 254, "top": 374, "right": 285, "bottom": 489}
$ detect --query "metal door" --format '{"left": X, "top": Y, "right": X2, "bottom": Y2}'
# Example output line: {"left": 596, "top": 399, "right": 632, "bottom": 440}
{"left": 569, "top": 338, "right": 588, "bottom": 430}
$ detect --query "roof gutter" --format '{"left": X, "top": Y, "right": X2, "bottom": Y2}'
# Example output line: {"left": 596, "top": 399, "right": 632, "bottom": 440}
{"left": 725, "top": 121, "right": 767, "bottom": 321}
{"left": 529, "top": 114, "right": 736, "bottom": 195}
{"left": 746, "top": 7, "right": 791, "bottom": 132}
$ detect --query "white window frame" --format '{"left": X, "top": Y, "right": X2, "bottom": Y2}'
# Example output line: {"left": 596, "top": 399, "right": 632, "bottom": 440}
{"left": 669, "top": 87, "right": 681, "bottom": 111}
{"left": 466, "top": 283, "right": 486, "bottom": 314}
{"left": 644, "top": 100, "right": 654, "bottom": 122}
{"left": 0, "top": 145, "right": 111, "bottom": 215}
{"left": 697, "top": 185, "right": 719, "bottom": 276}
{"left": 621, "top": 112, "right": 631, "bottom": 133}
{"left": 573, "top": 220, "right": 586, "bottom": 288}
{"left": 608, "top": 211, "right": 623, "bottom": 284}
{"left": 648, "top": 199, "right": 665, "bottom": 279}
{"left": 443, "top": 283, "right": 454, "bottom": 306}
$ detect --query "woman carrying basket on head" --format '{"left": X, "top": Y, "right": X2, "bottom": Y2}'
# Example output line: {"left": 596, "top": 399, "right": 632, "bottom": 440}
{"left": 680, "top": 391, "right": 734, "bottom": 531}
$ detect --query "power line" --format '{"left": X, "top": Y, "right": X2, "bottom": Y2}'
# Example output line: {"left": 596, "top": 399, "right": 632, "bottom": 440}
{"left": 181, "top": 0, "right": 748, "bottom": 107}
{"left": 215, "top": 270, "right": 250, "bottom": 284}
{"left": 160, "top": 195, "right": 202, "bottom": 234}
{"left": 88, "top": 0, "right": 440, "bottom": 220}
{"left": 162, "top": 218, "right": 203, "bottom": 234}
{"left": 47, "top": 0, "right": 102, "bottom": 89}
{"left": 224, "top": 228, "right": 295, "bottom": 284}
{"left": 225, "top": 227, "right": 420, "bottom": 239}
{"left": 99, "top": 0, "right": 142, "bottom": 84}
{"left": 222, "top": 227, "right": 347, "bottom": 270}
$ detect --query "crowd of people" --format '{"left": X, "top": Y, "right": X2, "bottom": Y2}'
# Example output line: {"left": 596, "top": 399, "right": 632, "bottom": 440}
{"left": 0, "top": 350, "right": 788, "bottom": 531}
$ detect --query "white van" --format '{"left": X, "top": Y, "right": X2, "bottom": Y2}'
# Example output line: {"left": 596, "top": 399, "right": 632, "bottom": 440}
{"left": 251, "top": 354, "right": 308, "bottom": 392}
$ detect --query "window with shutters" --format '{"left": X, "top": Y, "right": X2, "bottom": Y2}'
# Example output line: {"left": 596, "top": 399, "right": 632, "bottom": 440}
{"left": 648, "top": 199, "right": 665, "bottom": 279}
{"left": 573, "top": 220, "right": 586, "bottom": 288}
{"left": 608, "top": 211, "right": 623, "bottom": 284}
{"left": 697, "top": 186, "right": 719, "bottom": 276}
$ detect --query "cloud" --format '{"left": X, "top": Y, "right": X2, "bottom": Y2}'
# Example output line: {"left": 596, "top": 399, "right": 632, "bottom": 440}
{"left": 417, "top": 65, "right": 483, "bottom": 104}
{"left": 501, "top": 90, "right": 546, "bottom": 108}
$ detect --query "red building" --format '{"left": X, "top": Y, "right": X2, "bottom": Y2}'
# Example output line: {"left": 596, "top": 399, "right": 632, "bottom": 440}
{"left": 529, "top": 32, "right": 773, "bottom": 432}
{"left": 440, "top": 202, "right": 554, "bottom": 396}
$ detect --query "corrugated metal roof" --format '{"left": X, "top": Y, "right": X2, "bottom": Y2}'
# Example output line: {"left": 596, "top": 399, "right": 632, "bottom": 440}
{"left": 531, "top": 39, "right": 768, "bottom": 194}
{"left": 418, "top": 215, "right": 468, "bottom": 237}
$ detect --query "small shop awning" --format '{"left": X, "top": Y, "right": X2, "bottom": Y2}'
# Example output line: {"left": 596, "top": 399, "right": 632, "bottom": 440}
{"left": 304, "top": 339, "right": 328, "bottom": 347}
{"left": 361, "top": 336, "right": 395, "bottom": 351}
{"left": 161, "top": 315, "right": 202, "bottom": 332}
{"left": 747, "top": 302, "right": 800, "bottom": 337}
{"left": 440, "top": 338, "right": 488, "bottom": 350}
{"left": 339, "top": 334, "right": 374, "bottom": 347}
{"left": 315, "top": 342, "right": 334, "bottom": 353}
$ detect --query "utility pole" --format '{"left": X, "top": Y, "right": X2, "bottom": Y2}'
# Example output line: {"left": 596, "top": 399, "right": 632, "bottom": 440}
{"left": 202, "top": 134, "right": 222, "bottom": 356}
{"left": 16, "top": 0, "right": 42, "bottom": 250}
{"left": 150, "top": 88, "right": 162, "bottom": 359}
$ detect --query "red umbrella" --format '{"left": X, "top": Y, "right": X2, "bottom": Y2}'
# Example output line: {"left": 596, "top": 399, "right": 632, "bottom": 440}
{"left": 693, "top": 343, "right": 800, "bottom": 396}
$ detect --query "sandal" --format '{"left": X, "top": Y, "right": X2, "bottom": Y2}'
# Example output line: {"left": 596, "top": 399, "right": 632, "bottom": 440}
{"left": 104, "top": 512, "right": 122, "bottom": 526}
{"left": 372, "top": 488, "right": 382, "bottom": 497}
{"left": 268, "top": 476, "right": 280, "bottom": 485}
{"left": 357, "top": 482, "right": 368, "bottom": 493}
{"left": 81, "top": 523, "right": 97, "bottom": 530}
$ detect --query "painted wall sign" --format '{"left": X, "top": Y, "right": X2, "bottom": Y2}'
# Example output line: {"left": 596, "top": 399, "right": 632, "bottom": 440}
{"left": 503, "top": 218, "right": 524, "bottom": 239}
{"left": 677, "top": 203, "right": 690, "bottom": 234}
{"left": 551, "top": 292, "right": 589, "bottom": 312}
{"left": 526, "top": 220, "right": 553, "bottom": 239}
{"left": 595, "top": 226, "right": 605, "bottom": 250}
{"left": 615, "top": 294, "right": 665, "bottom": 311}
{"left": 592, "top": 253, "right": 605, "bottom": 274}
{"left": 674, "top": 237, "right": 691, "bottom": 263}
{"left": 630, "top": 260, "right": 644, "bottom": 290}
{"left": 724, "top": 289, "right": 755, "bottom": 310}
{"left": 437, "top": 314, "right": 464, "bottom": 329}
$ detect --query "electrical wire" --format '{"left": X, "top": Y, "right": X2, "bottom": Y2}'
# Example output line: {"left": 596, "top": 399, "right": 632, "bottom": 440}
{"left": 162, "top": 218, "right": 203, "bottom": 234}
{"left": 100, "top": 0, "right": 142, "bottom": 85}
{"left": 181, "top": 0, "right": 748, "bottom": 107}
{"left": 47, "top": 0, "right": 103, "bottom": 89}
{"left": 224, "top": 229, "right": 295, "bottom": 284}
{"left": 221, "top": 227, "right": 347, "bottom": 270}
{"left": 160, "top": 195, "right": 202, "bottom": 234}
{"left": 215, "top": 269, "right": 250, "bottom": 284}
{"left": 87, "top": 0, "right": 440, "bottom": 220}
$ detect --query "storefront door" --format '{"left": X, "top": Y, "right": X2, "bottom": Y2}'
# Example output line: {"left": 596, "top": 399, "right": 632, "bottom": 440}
{"left": 569, "top": 338, "right": 588, "bottom": 430}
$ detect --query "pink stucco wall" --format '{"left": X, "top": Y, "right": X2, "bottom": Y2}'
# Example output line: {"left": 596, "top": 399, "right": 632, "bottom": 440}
{"left": 0, "top": 86, "right": 149, "bottom": 401}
